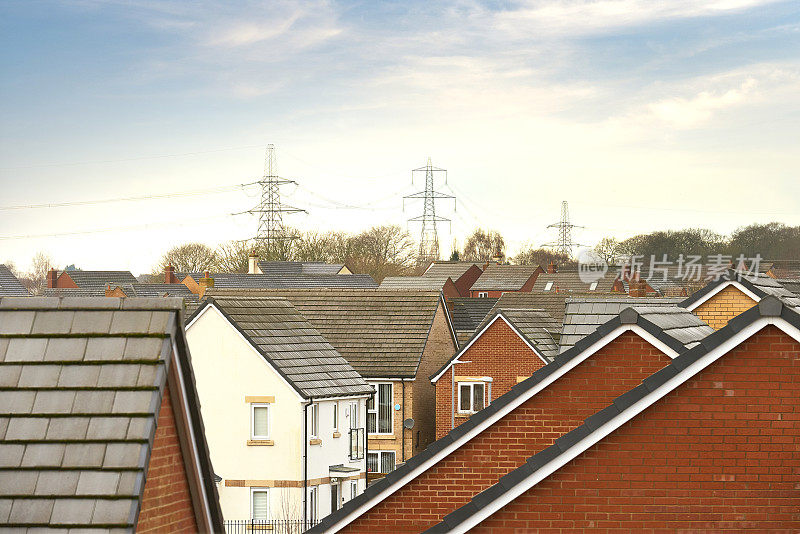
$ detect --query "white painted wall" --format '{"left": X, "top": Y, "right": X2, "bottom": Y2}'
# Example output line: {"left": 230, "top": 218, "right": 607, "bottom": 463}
{"left": 186, "top": 305, "right": 367, "bottom": 523}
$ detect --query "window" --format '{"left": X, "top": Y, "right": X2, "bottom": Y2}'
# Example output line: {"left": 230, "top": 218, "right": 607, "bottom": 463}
{"left": 332, "top": 402, "right": 338, "bottom": 432}
{"left": 589, "top": 281, "right": 598, "bottom": 290}
{"left": 310, "top": 403, "right": 319, "bottom": 438}
{"left": 251, "top": 488, "right": 269, "bottom": 520}
{"left": 250, "top": 404, "right": 269, "bottom": 439}
{"left": 367, "top": 451, "right": 396, "bottom": 474}
{"left": 458, "top": 382, "right": 485, "bottom": 413}
{"left": 367, "top": 383, "right": 392, "bottom": 434}
{"left": 347, "top": 401, "right": 359, "bottom": 429}
{"left": 348, "top": 401, "right": 364, "bottom": 460}
{"left": 350, "top": 481, "right": 358, "bottom": 500}
{"left": 544, "top": 281, "right": 553, "bottom": 291}
{"left": 331, "top": 483, "right": 340, "bottom": 512}
{"left": 308, "top": 486, "right": 318, "bottom": 524}
{"left": 478, "top": 292, "right": 488, "bottom": 298}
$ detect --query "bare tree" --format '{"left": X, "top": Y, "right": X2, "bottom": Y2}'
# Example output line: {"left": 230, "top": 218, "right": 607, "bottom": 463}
{"left": 157, "top": 243, "right": 218, "bottom": 274}
{"left": 347, "top": 225, "right": 416, "bottom": 282}
{"left": 462, "top": 229, "right": 505, "bottom": 263}
{"left": 24, "top": 251, "right": 54, "bottom": 295}
{"left": 593, "top": 237, "right": 620, "bottom": 265}
{"left": 512, "top": 247, "right": 573, "bottom": 269}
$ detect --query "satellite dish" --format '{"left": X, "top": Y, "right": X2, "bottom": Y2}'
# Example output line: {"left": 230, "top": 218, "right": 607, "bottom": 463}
{"left": 403, "top": 418, "right": 415, "bottom": 429}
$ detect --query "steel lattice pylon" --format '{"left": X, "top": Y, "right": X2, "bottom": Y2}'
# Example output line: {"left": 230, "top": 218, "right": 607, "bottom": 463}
{"left": 249, "top": 144, "right": 305, "bottom": 255}
{"left": 544, "top": 200, "right": 583, "bottom": 258}
{"left": 404, "top": 158, "right": 455, "bottom": 264}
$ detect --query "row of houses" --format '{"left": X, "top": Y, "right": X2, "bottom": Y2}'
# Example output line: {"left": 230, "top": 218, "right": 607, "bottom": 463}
{"left": 1, "top": 259, "right": 799, "bottom": 531}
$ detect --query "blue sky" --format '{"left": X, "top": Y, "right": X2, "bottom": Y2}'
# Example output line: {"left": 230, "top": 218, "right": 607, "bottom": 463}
{"left": 1, "top": 0, "right": 799, "bottom": 273}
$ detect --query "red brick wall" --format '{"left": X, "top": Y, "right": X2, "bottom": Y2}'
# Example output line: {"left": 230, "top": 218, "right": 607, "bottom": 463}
{"left": 340, "top": 331, "right": 672, "bottom": 533}
{"left": 54, "top": 272, "right": 78, "bottom": 288}
{"left": 435, "top": 318, "right": 547, "bottom": 439}
{"left": 136, "top": 383, "right": 200, "bottom": 533}
{"left": 473, "top": 325, "right": 800, "bottom": 532}
{"left": 454, "top": 265, "right": 483, "bottom": 298}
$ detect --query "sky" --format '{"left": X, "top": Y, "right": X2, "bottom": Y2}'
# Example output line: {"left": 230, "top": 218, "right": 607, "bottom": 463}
{"left": 1, "top": 0, "right": 799, "bottom": 275}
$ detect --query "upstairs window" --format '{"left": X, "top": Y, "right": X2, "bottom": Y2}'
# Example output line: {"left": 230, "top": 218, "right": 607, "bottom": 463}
{"left": 333, "top": 402, "right": 339, "bottom": 432}
{"left": 251, "top": 488, "right": 269, "bottom": 520}
{"left": 310, "top": 403, "right": 319, "bottom": 438}
{"left": 478, "top": 292, "right": 488, "bottom": 298}
{"left": 458, "top": 382, "right": 485, "bottom": 413}
{"left": 250, "top": 404, "right": 270, "bottom": 439}
{"left": 367, "top": 383, "right": 393, "bottom": 434}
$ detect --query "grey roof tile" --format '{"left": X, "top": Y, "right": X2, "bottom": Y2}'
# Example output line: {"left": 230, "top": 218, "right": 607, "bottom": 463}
{"left": 75, "top": 472, "right": 120, "bottom": 496}
{"left": 8, "top": 498, "right": 54, "bottom": 524}
{"left": 0, "top": 472, "right": 38, "bottom": 495}
{"left": 0, "top": 444, "right": 25, "bottom": 467}
{"left": 111, "top": 391, "right": 155, "bottom": 414}
{"left": 69, "top": 312, "right": 114, "bottom": 334}
{"left": 5, "top": 339, "right": 48, "bottom": 362}
{"left": 58, "top": 365, "right": 100, "bottom": 388}
{"left": 21, "top": 443, "right": 66, "bottom": 467}
{"left": 91, "top": 499, "right": 134, "bottom": 524}
{"left": 35, "top": 471, "right": 80, "bottom": 495}
{"left": 471, "top": 264, "right": 540, "bottom": 291}
{"left": 102, "top": 443, "right": 144, "bottom": 468}
{"left": 0, "top": 365, "right": 22, "bottom": 387}
{"left": 109, "top": 311, "right": 152, "bottom": 334}
{"left": 45, "top": 418, "right": 89, "bottom": 440}
{"left": 31, "top": 312, "right": 75, "bottom": 335}
{"left": 125, "top": 418, "right": 152, "bottom": 440}
{"left": 5, "top": 418, "right": 49, "bottom": 440}
{"left": 0, "top": 390, "right": 36, "bottom": 413}
{"left": 121, "top": 338, "right": 163, "bottom": 360}
{"left": 18, "top": 365, "right": 62, "bottom": 387}
{"left": 63, "top": 444, "right": 106, "bottom": 469}
{"left": 43, "top": 338, "right": 87, "bottom": 362}
{"left": 86, "top": 417, "right": 129, "bottom": 440}
{"left": 0, "top": 498, "right": 10, "bottom": 522}
{"left": 0, "top": 265, "right": 30, "bottom": 297}
{"left": 84, "top": 338, "right": 125, "bottom": 361}
{"left": 32, "top": 391, "right": 76, "bottom": 414}
{"left": 72, "top": 391, "right": 115, "bottom": 414}
{"left": 51, "top": 498, "right": 96, "bottom": 525}
{"left": 97, "top": 364, "right": 142, "bottom": 388}
{"left": 0, "top": 311, "right": 35, "bottom": 335}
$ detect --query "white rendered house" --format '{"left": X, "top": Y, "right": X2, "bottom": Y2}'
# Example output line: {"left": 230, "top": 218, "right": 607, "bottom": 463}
{"left": 185, "top": 296, "right": 373, "bottom": 527}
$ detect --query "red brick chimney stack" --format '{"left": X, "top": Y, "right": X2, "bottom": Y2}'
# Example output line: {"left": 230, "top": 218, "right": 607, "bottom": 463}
{"left": 46, "top": 269, "right": 58, "bottom": 288}
{"left": 164, "top": 264, "right": 177, "bottom": 284}
{"left": 547, "top": 262, "right": 557, "bottom": 274}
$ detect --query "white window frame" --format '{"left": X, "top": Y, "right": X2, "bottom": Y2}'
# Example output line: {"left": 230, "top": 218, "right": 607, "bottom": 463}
{"left": 478, "top": 292, "right": 488, "bottom": 298}
{"left": 332, "top": 401, "right": 339, "bottom": 432}
{"left": 250, "top": 487, "right": 269, "bottom": 521}
{"left": 310, "top": 403, "right": 319, "bottom": 438}
{"left": 544, "top": 281, "right": 553, "bottom": 291}
{"left": 367, "top": 383, "right": 393, "bottom": 435}
{"left": 250, "top": 403, "right": 270, "bottom": 440}
{"left": 367, "top": 450, "right": 396, "bottom": 474}
{"left": 457, "top": 381, "right": 486, "bottom": 414}
{"left": 308, "top": 486, "right": 319, "bottom": 524}
{"left": 347, "top": 401, "right": 359, "bottom": 430}
{"left": 589, "top": 281, "right": 598, "bottom": 290}
{"left": 350, "top": 480, "right": 358, "bottom": 500}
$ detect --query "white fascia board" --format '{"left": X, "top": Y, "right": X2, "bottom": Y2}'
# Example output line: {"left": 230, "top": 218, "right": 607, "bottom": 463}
{"left": 367, "top": 378, "right": 415, "bottom": 382}
{"left": 184, "top": 301, "right": 212, "bottom": 331}
{"left": 315, "top": 394, "right": 371, "bottom": 402}
{"left": 323, "top": 321, "right": 676, "bottom": 533}
{"left": 192, "top": 303, "right": 304, "bottom": 402}
{"left": 448, "top": 316, "right": 794, "bottom": 533}
{"left": 685, "top": 280, "right": 761, "bottom": 311}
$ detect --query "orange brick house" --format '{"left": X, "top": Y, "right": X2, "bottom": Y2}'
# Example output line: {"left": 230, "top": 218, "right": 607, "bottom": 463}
{"left": 681, "top": 269, "right": 799, "bottom": 329}
{"left": 0, "top": 296, "right": 224, "bottom": 532}
{"left": 308, "top": 304, "right": 715, "bottom": 533}
{"left": 430, "top": 311, "right": 558, "bottom": 439}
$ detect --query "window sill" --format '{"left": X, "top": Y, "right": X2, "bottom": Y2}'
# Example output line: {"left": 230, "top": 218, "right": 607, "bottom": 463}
{"left": 332, "top": 432, "right": 341, "bottom": 438}
{"left": 309, "top": 438, "right": 322, "bottom": 445}
{"left": 247, "top": 439, "right": 274, "bottom": 446}
{"left": 455, "top": 412, "right": 476, "bottom": 418}
{"left": 246, "top": 525, "right": 273, "bottom": 531}
{"left": 368, "top": 434, "right": 395, "bottom": 440}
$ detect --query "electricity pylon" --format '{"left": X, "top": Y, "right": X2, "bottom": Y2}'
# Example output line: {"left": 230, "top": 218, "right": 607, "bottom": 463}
{"left": 544, "top": 200, "right": 583, "bottom": 258}
{"left": 404, "top": 158, "right": 455, "bottom": 264}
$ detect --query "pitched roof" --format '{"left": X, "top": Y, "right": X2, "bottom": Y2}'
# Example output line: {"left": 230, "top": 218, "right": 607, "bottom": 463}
{"left": 257, "top": 261, "right": 346, "bottom": 276}
{"left": 61, "top": 270, "right": 138, "bottom": 289}
{"left": 0, "top": 296, "right": 224, "bottom": 531}
{"left": 470, "top": 264, "right": 541, "bottom": 291}
{"left": 379, "top": 276, "right": 453, "bottom": 291}
{"left": 681, "top": 270, "right": 800, "bottom": 310}
{"left": 0, "top": 265, "right": 29, "bottom": 297}
{"left": 204, "top": 289, "right": 450, "bottom": 378}
{"left": 448, "top": 297, "right": 498, "bottom": 346}
{"left": 775, "top": 278, "right": 800, "bottom": 296}
{"left": 115, "top": 283, "right": 197, "bottom": 298}
{"left": 483, "top": 292, "right": 572, "bottom": 325}
{"left": 531, "top": 271, "right": 618, "bottom": 293}
{"left": 560, "top": 296, "right": 685, "bottom": 352}
{"left": 188, "top": 296, "right": 372, "bottom": 398}
{"left": 43, "top": 288, "right": 105, "bottom": 297}
{"left": 423, "top": 262, "right": 481, "bottom": 280}
{"left": 310, "top": 295, "right": 718, "bottom": 533}
{"left": 183, "top": 272, "right": 377, "bottom": 289}
{"left": 427, "top": 296, "right": 799, "bottom": 532}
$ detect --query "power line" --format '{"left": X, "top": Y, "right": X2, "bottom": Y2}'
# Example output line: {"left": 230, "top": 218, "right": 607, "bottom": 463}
{"left": 0, "top": 184, "right": 249, "bottom": 211}
{"left": 543, "top": 200, "right": 584, "bottom": 257}
{"left": 404, "top": 158, "right": 455, "bottom": 264}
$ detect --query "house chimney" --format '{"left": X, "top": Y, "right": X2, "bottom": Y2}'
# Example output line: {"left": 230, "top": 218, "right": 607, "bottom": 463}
{"left": 248, "top": 250, "right": 260, "bottom": 274}
{"left": 47, "top": 268, "right": 58, "bottom": 288}
{"left": 164, "top": 264, "right": 177, "bottom": 284}
{"left": 629, "top": 279, "right": 647, "bottom": 297}
{"left": 199, "top": 271, "right": 215, "bottom": 298}
{"left": 547, "top": 262, "right": 557, "bottom": 274}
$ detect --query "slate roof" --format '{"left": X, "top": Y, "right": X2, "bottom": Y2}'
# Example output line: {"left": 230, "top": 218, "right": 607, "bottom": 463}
{"left": 43, "top": 288, "right": 105, "bottom": 297}
{"left": 423, "top": 262, "right": 481, "bottom": 280}
{"left": 531, "top": 271, "right": 618, "bottom": 293}
{"left": 483, "top": 292, "right": 573, "bottom": 325}
{"left": 188, "top": 297, "right": 372, "bottom": 398}
{"left": 257, "top": 261, "right": 346, "bottom": 276}
{"left": 0, "top": 265, "right": 29, "bottom": 297}
{"left": 448, "top": 298, "right": 498, "bottom": 346}
{"left": 775, "top": 278, "right": 800, "bottom": 296}
{"left": 204, "top": 289, "right": 448, "bottom": 378}
{"left": 308, "top": 295, "right": 725, "bottom": 534}
{"left": 379, "top": 276, "right": 453, "bottom": 291}
{"left": 183, "top": 272, "right": 377, "bottom": 289}
{"left": 425, "top": 296, "right": 798, "bottom": 532}
{"left": 560, "top": 297, "right": 684, "bottom": 352}
{"left": 61, "top": 271, "right": 138, "bottom": 289}
{"left": 681, "top": 270, "right": 800, "bottom": 310}
{"left": 470, "top": 265, "right": 541, "bottom": 291}
{"left": 0, "top": 296, "right": 223, "bottom": 532}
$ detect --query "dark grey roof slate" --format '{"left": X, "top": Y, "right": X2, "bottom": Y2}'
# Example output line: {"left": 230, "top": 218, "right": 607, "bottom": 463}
{"left": 61, "top": 271, "right": 138, "bottom": 289}
{"left": 532, "top": 271, "right": 617, "bottom": 293}
{"left": 425, "top": 296, "right": 798, "bottom": 532}
{"left": 560, "top": 297, "right": 684, "bottom": 352}
{"left": 379, "top": 276, "right": 452, "bottom": 290}
{"left": 203, "top": 289, "right": 446, "bottom": 378}
{"left": 449, "top": 298, "right": 498, "bottom": 346}
{"left": 190, "top": 297, "right": 372, "bottom": 398}
{"left": 308, "top": 293, "right": 732, "bottom": 534}
{"left": 470, "top": 265, "right": 540, "bottom": 291}
{"left": 423, "top": 262, "right": 481, "bottom": 280}
{"left": 44, "top": 288, "right": 106, "bottom": 297}
{"left": 681, "top": 269, "right": 800, "bottom": 310}
{"left": 257, "top": 261, "right": 346, "bottom": 276}
{"left": 775, "top": 278, "right": 800, "bottom": 296}
{"left": 0, "top": 296, "right": 224, "bottom": 532}
{"left": 184, "top": 272, "right": 377, "bottom": 289}
{"left": 0, "top": 265, "right": 29, "bottom": 297}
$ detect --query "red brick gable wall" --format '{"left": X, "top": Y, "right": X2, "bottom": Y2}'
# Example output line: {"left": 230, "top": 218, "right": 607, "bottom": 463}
{"left": 137, "top": 383, "right": 200, "bottom": 533}
{"left": 54, "top": 272, "right": 78, "bottom": 288}
{"left": 340, "top": 330, "right": 672, "bottom": 533}
{"left": 473, "top": 325, "right": 800, "bottom": 532}
{"left": 435, "top": 318, "right": 546, "bottom": 439}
